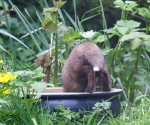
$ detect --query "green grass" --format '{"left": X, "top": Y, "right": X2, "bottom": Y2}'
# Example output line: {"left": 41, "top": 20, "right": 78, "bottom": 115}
{"left": 0, "top": 95, "right": 52, "bottom": 125}
{"left": 1, "top": 91, "right": 150, "bottom": 125}
{"left": 107, "top": 91, "right": 150, "bottom": 125}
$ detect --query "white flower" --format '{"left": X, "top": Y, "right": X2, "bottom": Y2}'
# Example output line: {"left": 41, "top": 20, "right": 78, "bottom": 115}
{"left": 79, "top": 30, "right": 97, "bottom": 39}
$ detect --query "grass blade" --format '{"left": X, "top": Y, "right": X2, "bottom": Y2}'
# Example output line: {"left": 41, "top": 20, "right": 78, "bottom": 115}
{"left": 20, "top": 27, "right": 42, "bottom": 39}
{"left": 73, "top": 0, "right": 77, "bottom": 24}
{"left": 81, "top": 13, "right": 101, "bottom": 23}
{"left": 63, "top": 9, "right": 80, "bottom": 32}
{"left": 0, "top": 45, "right": 11, "bottom": 55}
{"left": 2, "top": 0, "right": 15, "bottom": 56}
{"left": 99, "top": 0, "right": 110, "bottom": 48}
{"left": 8, "top": 0, "right": 42, "bottom": 52}
{"left": 77, "top": 16, "right": 84, "bottom": 32}
{"left": 24, "top": 9, "right": 49, "bottom": 47}
{"left": 0, "top": 29, "right": 34, "bottom": 54}
{"left": 59, "top": 9, "right": 66, "bottom": 25}
{"left": 81, "top": 6, "right": 101, "bottom": 21}
{"left": 117, "top": 78, "right": 128, "bottom": 102}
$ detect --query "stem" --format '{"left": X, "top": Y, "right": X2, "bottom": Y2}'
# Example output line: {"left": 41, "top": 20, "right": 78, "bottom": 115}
{"left": 65, "top": 43, "right": 69, "bottom": 59}
{"left": 121, "top": 9, "right": 126, "bottom": 21}
{"left": 54, "top": 12, "right": 59, "bottom": 87}
{"left": 128, "top": 46, "right": 142, "bottom": 83}
{"left": 44, "top": 65, "right": 51, "bottom": 83}
{"left": 125, "top": 10, "right": 128, "bottom": 20}
{"left": 108, "top": 39, "right": 120, "bottom": 70}
{"left": 146, "top": 22, "right": 150, "bottom": 34}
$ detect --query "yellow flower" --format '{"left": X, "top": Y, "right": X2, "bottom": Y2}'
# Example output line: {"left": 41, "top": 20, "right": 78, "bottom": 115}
{"left": 0, "top": 72, "right": 18, "bottom": 83}
{"left": 13, "top": 74, "right": 18, "bottom": 79}
{"left": 3, "top": 90, "right": 11, "bottom": 95}
{"left": 0, "top": 60, "right": 3, "bottom": 63}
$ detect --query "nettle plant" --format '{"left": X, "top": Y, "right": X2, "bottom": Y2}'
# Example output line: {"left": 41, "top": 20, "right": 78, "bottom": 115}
{"left": 106, "top": 0, "right": 150, "bottom": 99}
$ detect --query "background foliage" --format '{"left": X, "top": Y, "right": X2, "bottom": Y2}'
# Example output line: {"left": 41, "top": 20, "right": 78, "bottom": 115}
{"left": 0, "top": 0, "right": 150, "bottom": 96}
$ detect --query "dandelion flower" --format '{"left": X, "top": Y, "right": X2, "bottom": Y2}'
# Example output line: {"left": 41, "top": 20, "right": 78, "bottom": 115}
{"left": 0, "top": 72, "right": 18, "bottom": 83}
{"left": 3, "top": 90, "right": 11, "bottom": 95}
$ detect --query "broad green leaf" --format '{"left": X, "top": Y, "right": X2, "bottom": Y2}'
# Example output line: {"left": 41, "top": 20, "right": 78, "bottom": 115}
{"left": 56, "top": 1, "right": 66, "bottom": 8}
{"left": 123, "top": 52, "right": 137, "bottom": 62}
{"left": 33, "top": 72, "right": 45, "bottom": 79}
{"left": 31, "top": 82, "right": 47, "bottom": 93}
{"left": 138, "top": 8, "right": 150, "bottom": 19}
{"left": 113, "top": 0, "right": 124, "bottom": 8}
{"left": 108, "top": 49, "right": 124, "bottom": 55}
{"left": 73, "top": 31, "right": 82, "bottom": 39}
{"left": 116, "top": 20, "right": 140, "bottom": 29}
{"left": 114, "top": 0, "right": 137, "bottom": 11}
{"left": 42, "top": 18, "right": 57, "bottom": 33}
{"left": 104, "top": 28, "right": 120, "bottom": 36}
{"left": 62, "top": 33, "right": 75, "bottom": 44}
{"left": 139, "top": 34, "right": 150, "bottom": 39}
{"left": 143, "top": 42, "right": 150, "bottom": 52}
{"left": 114, "top": 65, "right": 123, "bottom": 73}
{"left": 130, "top": 38, "right": 142, "bottom": 50}
{"left": 120, "top": 32, "right": 141, "bottom": 42}
{"left": 47, "top": 83, "right": 55, "bottom": 87}
{"left": 93, "top": 34, "right": 113, "bottom": 44}
{"left": 124, "top": 1, "right": 138, "bottom": 11}
{"left": 125, "top": 1, "right": 137, "bottom": 4}
{"left": 134, "top": 73, "right": 146, "bottom": 81}
{"left": 138, "top": 67, "right": 149, "bottom": 74}
{"left": 9, "top": 80, "right": 25, "bottom": 87}
{"left": 52, "top": 0, "right": 66, "bottom": 8}
{"left": 117, "top": 27, "right": 129, "bottom": 35}
{"left": 120, "top": 32, "right": 150, "bottom": 42}
{"left": 0, "top": 99, "right": 7, "bottom": 104}
{"left": 62, "top": 28, "right": 82, "bottom": 44}
{"left": 131, "top": 28, "right": 142, "bottom": 32}
{"left": 43, "top": 9, "right": 57, "bottom": 22}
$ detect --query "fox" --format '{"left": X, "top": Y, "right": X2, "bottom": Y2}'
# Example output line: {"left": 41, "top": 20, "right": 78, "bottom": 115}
{"left": 62, "top": 42, "right": 111, "bottom": 93}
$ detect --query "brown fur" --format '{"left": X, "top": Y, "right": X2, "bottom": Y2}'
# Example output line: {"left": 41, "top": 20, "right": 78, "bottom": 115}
{"left": 62, "top": 42, "right": 111, "bottom": 93}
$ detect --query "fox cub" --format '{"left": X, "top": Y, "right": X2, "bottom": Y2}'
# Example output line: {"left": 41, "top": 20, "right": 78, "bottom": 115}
{"left": 62, "top": 42, "right": 111, "bottom": 93}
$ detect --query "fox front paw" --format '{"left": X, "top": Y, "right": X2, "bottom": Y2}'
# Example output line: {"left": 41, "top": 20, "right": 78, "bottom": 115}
{"left": 84, "top": 86, "right": 95, "bottom": 93}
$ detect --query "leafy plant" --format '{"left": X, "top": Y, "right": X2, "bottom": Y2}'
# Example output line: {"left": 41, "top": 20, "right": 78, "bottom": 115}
{"left": 113, "top": 0, "right": 138, "bottom": 20}
{"left": 105, "top": 0, "right": 150, "bottom": 101}
{"left": 42, "top": 0, "right": 67, "bottom": 86}
{"left": 0, "top": 59, "right": 50, "bottom": 125}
